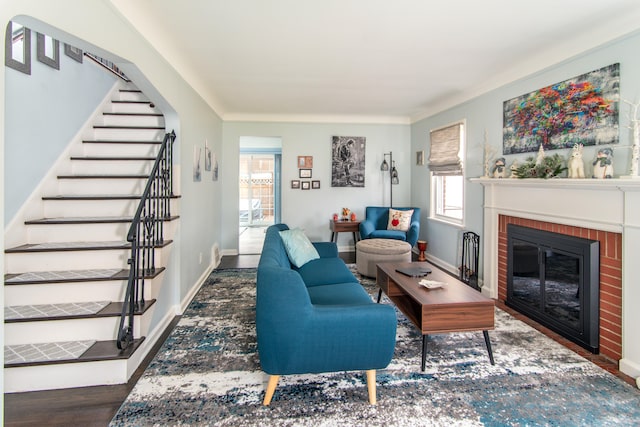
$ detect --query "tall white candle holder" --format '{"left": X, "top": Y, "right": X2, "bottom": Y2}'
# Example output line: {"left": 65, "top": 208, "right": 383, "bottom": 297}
{"left": 621, "top": 100, "right": 640, "bottom": 179}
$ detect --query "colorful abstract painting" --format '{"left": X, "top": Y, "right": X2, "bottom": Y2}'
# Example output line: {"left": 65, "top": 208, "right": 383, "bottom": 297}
{"left": 503, "top": 63, "right": 619, "bottom": 155}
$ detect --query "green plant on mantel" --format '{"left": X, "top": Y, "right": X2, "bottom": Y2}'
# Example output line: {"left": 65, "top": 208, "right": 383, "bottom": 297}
{"left": 512, "top": 153, "right": 567, "bottom": 179}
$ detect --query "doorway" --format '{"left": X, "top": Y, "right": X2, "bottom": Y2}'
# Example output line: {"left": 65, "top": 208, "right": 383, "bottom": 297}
{"left": 239, "top": 137, "right": 282, "bottom": 254}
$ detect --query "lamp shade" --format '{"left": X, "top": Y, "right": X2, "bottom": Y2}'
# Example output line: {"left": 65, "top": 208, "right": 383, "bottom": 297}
{"left": 391, "top": 162, "right": 399, "bottom": 184}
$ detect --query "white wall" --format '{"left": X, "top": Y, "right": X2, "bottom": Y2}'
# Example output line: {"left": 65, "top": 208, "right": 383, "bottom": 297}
{"left": 412, "top": 29, "right": 640, "bottom": 274}
{"left": 5, "top": 31, "right": 117, "bottom": 224}
{"left": 222, "top": 121, "right": 411, "bottom": 252}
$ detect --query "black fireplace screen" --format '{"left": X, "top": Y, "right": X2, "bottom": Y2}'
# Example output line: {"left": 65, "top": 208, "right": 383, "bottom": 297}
{"left": 507, "top": 224, "right": 600, "bottom": 353}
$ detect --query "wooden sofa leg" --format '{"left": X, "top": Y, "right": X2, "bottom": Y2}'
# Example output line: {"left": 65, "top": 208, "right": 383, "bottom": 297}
{"left": 263, "top": 375, "right": 280, "bottom": 406}
{"left": 366, "top": 369, "right": 377, "bottom": 405}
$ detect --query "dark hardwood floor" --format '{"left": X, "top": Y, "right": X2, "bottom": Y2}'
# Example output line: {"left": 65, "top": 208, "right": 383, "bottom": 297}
{"left": 4, "top": 253, "right": 635, "bottom": 426}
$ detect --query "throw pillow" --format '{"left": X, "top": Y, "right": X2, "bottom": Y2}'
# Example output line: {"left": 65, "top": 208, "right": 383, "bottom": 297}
{"left": 387, "top": 208, "right": 414, "bottom": 232}
{"left": 279, "top": 228, "right": 320, "bottom": 268}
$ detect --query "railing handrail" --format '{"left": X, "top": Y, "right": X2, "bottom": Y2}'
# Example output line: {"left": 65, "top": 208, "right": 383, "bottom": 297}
{"left": 117, "top": 130, "right": 176, "bottom": 350}
{"left": 127, "top": 130, "right": 175, "bottom": 241}
{"left": 84, "top": 52, "right": 131, "bottom": 82}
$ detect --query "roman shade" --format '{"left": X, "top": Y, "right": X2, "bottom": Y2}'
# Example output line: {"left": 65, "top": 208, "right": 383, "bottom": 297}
{"left": 429, "top": 123, "right": 463, "bottom": 175}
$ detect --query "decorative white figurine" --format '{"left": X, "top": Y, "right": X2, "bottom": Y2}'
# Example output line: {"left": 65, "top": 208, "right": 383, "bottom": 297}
{"left": 567, "top": 143, "right": 585, "bottom": 178}
{"left": 492, "top": 157, "right": 506, "bottom": 178}
{"left": 592, "top": 148, "right": 614, "bottom": 179}
{"left": 535, "top": 144, "right": 545, "bottom": 166}
{"left": 509, "top": 159, "right": 520, "bottom": 178}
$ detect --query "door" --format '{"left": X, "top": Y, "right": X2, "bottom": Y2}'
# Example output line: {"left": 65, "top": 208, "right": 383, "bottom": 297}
{"left": 239, "top": 149, "right": 281, "bottom": 254}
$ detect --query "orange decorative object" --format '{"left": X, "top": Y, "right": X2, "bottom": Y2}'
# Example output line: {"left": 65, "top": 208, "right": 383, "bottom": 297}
{"left": 417, "top": 240, "right": 428, "bottom": 261}
{"left": 350, "top": 212, "right": 356, "bottom": 221}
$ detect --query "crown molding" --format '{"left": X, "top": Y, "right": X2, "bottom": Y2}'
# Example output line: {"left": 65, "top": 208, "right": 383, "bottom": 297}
{"left": 222, "top": 113, "right": 411, "bottom": 125}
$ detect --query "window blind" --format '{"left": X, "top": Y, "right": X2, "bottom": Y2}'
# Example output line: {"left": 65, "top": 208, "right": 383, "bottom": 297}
{"left": 429, "top": 123, "right": 463, "bottom": 175}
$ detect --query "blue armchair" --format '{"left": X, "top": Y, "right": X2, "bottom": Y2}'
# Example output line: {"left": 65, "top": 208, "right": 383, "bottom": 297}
{"left": 359, "top": 206, "right": 421, "bottom": 247}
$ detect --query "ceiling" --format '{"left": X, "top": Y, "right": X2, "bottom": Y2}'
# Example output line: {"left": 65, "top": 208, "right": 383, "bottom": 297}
{"left": 114, "top": 0, "right": 640, "bottom": 123}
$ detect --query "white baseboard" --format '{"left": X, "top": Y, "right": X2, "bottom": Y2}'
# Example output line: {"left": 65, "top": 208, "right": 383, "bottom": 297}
{"left": 619, "top": 358, "right": 640, "bottom": 387}
{"left": 179, "top": 261, "right": 217, "bottom": 314}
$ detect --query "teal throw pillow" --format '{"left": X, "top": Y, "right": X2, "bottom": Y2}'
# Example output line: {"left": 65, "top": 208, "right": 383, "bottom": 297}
{"left": 279, "top": 228, "right": 320, "bottom": 268}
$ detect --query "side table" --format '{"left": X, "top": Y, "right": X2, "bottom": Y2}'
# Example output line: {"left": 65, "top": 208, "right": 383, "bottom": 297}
{"left": 329, "top": 220, "right": 361, "bottom": 243}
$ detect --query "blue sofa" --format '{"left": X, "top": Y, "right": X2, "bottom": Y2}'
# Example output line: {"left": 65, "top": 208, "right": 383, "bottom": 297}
{"left": 256, "top": 224, "right": 397, "bottom": 405}
{"left": 359, "top": 206, "right": 421, "bottom": 247}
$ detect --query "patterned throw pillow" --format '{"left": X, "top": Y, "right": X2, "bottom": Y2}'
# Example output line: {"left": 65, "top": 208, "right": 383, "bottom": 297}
{"left": 387, "top": 208, "right": 414, "bottom": 232}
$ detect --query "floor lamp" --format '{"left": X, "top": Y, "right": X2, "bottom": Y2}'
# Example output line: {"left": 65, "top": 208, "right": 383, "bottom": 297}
{"left": 381, "top": 152, "right": 399, "bottom": 207}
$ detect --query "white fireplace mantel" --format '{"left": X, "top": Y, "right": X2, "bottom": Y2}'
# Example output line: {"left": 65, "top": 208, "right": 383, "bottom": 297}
{"left": 472, "top": 177, "right": 640, "bottom": 382}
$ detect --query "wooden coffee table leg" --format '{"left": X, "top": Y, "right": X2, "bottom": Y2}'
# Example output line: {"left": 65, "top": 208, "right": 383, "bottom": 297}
{"left": 421, "top": 334, "right": 429, "bottom": 371}
{"left": 483, "top": 330, "right": 495, "bottom": 365}
{"left": 376, "top": 289, "right": 382, "bottom": 303}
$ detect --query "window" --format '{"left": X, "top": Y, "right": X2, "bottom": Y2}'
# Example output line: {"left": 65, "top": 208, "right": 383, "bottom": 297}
{"left": 429, "top": 121, "right": 465, "bottom": 225}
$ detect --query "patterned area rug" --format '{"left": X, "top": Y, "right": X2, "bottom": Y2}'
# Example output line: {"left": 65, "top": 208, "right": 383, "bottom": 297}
{"left": 111, "top": 268, "right": 640, "bottom": 426}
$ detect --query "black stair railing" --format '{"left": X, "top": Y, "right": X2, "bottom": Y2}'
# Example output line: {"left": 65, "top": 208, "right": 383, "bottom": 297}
{"left": 117, "top": 130, "right": 176, "bottom": 350}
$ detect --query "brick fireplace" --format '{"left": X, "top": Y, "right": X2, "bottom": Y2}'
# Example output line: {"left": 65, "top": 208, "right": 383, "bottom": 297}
{"left": 473, "top": 177, "right": 640, "bottom": 381}
{"left": 498, "top": 214, "right": 622, "bottom": 360}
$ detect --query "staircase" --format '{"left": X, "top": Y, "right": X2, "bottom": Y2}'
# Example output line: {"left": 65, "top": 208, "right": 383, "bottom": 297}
{"left": 4, "top": 82, "right": 179, "bottom": 393}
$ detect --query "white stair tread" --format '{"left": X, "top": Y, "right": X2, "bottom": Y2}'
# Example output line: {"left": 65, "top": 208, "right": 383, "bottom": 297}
{"left": 6, "top": 269, "right": 124, "bottom": 283}
{"left": 7, "top": 241, "right": 128, "bottom": 251}
{"left": 5, "top": 301, "right": 111, "bottom": 320}
{"left": 5, "top": 340, "right": 95, "bottom": 364}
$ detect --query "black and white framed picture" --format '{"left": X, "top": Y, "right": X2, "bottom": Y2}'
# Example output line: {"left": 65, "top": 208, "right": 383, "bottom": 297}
{"left": 331, "top": 136, "right": 365, "bottom": 187}
{"left": 193, "top": 146, "right": 201, "bottom": 182}
{"left": 299, "top": 168, "right": 312, "bottom": 178}
{"left": 312, "top": 180, "right": 320, "bottom": 189}
{"left": 204, "top": 139, "right": 212, "bottom": 171}
{"left": 64, "top": 43, "right": 83, "bottom": 63}
{"left": 301, "top": 181, "right": 311, "bottom": 190}
{"left": 291, "top": 180, "right": 300, "bottom": 189}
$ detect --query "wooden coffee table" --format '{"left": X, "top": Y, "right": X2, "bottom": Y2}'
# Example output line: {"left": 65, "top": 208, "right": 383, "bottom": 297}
{"left": 376, "top": 261, "right": 495, "bottom": 371}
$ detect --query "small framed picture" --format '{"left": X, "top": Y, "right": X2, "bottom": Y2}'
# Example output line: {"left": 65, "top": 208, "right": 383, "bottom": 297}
{"left": 298, "top": 156, "right": 313, "bottom": 168}
{"left": 301, "top": 181, "right": 311, "bottom": 190}
{"left": 64, "top": 43, "right": 83, "bottom": 63}
{"left": 416, "top": 150, "right": 425, "bottom": 166}
{"left": 291, "top": 180, "right": 300, "bottom": 189}
{"left": 299, "top": 168, "right": 312, "bottom": 178}
{"left": 312, "top": 180, "right": 320, "bottom": 189}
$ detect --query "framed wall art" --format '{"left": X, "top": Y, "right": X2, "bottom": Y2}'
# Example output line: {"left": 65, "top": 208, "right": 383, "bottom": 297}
{"left": 193, "top": 146, "right": 202, "bottom": 182}
{"left": 299, "top": 168, "right": 312, "bottom": 178}
{"left": 298, "top": 156, "right": 313, "bottom": 168}
{"left": 291, "top": 180, "right": 300, "bottom": 189}
{"left": 331, "top": 136, "right": 365, "bottom": 187}
{"left": 301, "top": 181, "right": 311, "bottom": 190}
{"left": 64, "top": 43, "right": 83, "bottom": 63}
{"left": 503, "top": 63, "right": 619, "bottom": 155}
{"left": 312, "top": 180, "right": 320, "bottom": 189}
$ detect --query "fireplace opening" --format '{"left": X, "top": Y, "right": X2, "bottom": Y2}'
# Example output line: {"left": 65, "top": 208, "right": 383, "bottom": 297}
{"left": 506, "top": 224, "right": 600, "bottom": 353}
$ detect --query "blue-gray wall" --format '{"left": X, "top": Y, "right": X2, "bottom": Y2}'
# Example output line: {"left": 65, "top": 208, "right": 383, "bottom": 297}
{"left": 412, "top": 29, "right": 640, "bottom": 276}
{"left": 5, "top": 35, "right": 116, "bottom": 224}
{"left": 222, "top": 121, "right": 411, "bottom": 251}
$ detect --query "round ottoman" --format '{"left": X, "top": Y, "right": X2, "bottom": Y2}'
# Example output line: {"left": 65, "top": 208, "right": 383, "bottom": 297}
{"left": 356, "top": 238, "right": 412, "bottom": 278}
